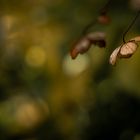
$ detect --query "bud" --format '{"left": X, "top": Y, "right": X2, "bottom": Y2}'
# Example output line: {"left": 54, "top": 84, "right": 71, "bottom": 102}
{"left": 109, "top": 47, "right": 120, "bottom": 65}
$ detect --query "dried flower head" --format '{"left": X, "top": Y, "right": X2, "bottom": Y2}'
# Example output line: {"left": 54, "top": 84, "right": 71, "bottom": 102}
{"left": 86, "top": 32, "right": 106, "bottom": 47}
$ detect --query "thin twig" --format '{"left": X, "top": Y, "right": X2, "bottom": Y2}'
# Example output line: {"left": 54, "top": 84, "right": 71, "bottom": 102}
{"left": 82, "top": 0, "right": 112, "bottom": 35}
{"left": 82, "top": 20, "right": 97, "bottom": 35}
{"left": 123, "top": 10, "right": 140, "bottom": 43}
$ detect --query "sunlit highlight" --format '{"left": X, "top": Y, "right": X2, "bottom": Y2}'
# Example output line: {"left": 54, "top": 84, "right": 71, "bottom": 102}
{"left": 25, "top": 46, "right": 46, "bottom": 67}
{"left": 63, "top": 54, "right": 90, "bottom": 76}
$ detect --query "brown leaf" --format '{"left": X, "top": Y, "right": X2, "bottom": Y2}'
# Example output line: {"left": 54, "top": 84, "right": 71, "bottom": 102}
{"left": 119, "top": 41, "right": 138, "bottom": 58}
{"left": 70, "top": 37, "right": 91, "bottom": 59}
{"left": 86, "top": 32, "right": 106, "bottom": 47}
{"left": 109, "top": 41, "right": 139, "bottom": 65}
{"left": 70, "top": 32, "right": 106, "bottom": 59}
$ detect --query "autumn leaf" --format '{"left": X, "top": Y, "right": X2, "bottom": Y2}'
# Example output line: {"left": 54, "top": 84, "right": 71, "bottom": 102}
{"left": 86, "top": 32, "right": 106, "bottom": 47}
{"left": 109, "top": 38, "right": 139, "bottom": 65}
{"left": 70, "top": 32, "right": 106, "bottom": 59}
{"left": 97, "top": 13, "right": 110, "bottom": 25}
{"left": 70, "top": 36, "right": 91, "bottom": 59}
{"left": 109, "top": 47, "right": 120, "bottom": 66}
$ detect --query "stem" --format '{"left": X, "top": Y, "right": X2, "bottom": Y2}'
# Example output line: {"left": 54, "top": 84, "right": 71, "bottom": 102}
{"left": 100, "top": 0, "right": 111, "bottom": 14}
{"left": 82, "top": 0, "right": 112, "bottom": 35}
{"left": 123, "top": 10, "right": 140, "bottom": 43}
{"left": 82, "top": 19, "right": 97, "bottom": 35}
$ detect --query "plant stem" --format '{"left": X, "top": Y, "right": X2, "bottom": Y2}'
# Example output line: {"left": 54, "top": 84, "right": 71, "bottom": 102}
{"left": 123, "top": 10, "right": 140, "bottom": 43}
{"left": 82, "top": 0, "right": 112, "bottom": 35}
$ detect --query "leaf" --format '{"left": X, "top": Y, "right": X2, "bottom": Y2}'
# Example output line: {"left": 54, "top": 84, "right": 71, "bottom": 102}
{"left": 86, "top": 31, "right": 106, "bottom": 47}
{"left": 70, "top": 32, "right": 106, "bottom": 59}
{"left": 97, "top": 14, "right": 110, "bottom": 25}
{"left": 109, "top": 47, "right": 120, "bottom": 65}
{"left": 70, "top": 37, "right": 91, "bottom": 59}
{"left": 109, "top": 40, "right": 139, "bottom": 66}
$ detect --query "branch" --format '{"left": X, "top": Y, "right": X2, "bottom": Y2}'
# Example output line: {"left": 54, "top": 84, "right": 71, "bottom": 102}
{"left": 82, "top": 0, "right": 112, "bottom": 35}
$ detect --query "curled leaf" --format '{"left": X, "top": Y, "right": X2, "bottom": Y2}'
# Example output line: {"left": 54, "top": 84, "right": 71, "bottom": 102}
{"left": 97, "top": 14, "right": 110, "bottom": 25}
{"left": 109, "top": 41, "right": 139, "bottom": 65}
{"left": 70, "top": 37, "right": 91, "bottom": 59}
{"left": 119, "top": 41, "right": 138, "bottom": 58}
{"left": 109, "top": 47, "right": 120, "bottom": 65}
{"left": 86, "top": 32, "right": 106, "bottom": 47}
{"left": 70, "top": 32, "right": 106, "bottom": 59}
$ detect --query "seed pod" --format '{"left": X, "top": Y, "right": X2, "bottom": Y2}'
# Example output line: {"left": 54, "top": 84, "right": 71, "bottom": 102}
{"left": 109, "top": 40, "right": 139, "bottom": 65}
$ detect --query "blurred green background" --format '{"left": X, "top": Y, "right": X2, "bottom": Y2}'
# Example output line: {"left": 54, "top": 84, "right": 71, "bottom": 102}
{"left": 0, "top": 0, "right": 140, "bottom": 140}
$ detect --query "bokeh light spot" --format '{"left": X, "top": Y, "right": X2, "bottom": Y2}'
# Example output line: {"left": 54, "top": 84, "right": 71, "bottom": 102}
{"left": 63, "top": 54, "right": 90, "bottom": 76}
{"left": 25, "top": 46, "right": 46, "bottom": 67}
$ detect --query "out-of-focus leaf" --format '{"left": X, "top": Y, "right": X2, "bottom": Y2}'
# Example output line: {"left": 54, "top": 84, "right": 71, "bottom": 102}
{"left": 70, "top": 32, "right": 106, "bottom": 59}
{"left": 110, "top": 40, "right": 139, "bottom": 65}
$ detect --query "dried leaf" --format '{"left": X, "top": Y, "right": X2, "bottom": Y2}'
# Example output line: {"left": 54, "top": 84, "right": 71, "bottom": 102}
{"left": 119, "top": 41, "right": 138, "bottom": 58}
{"left": 70, "top": 32, "right": 106, "bottom": 59}
{"left": 86, "top": 32, "right": 106, "bottom": 47}
{"left": 109, "top": 41, "right": 139, "bottom": 65}
{"left": 109, "top": 47, "right": 120, "bottom": 65}
{"left": 70, "top": 37, "right": 91, "bottom": 59}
